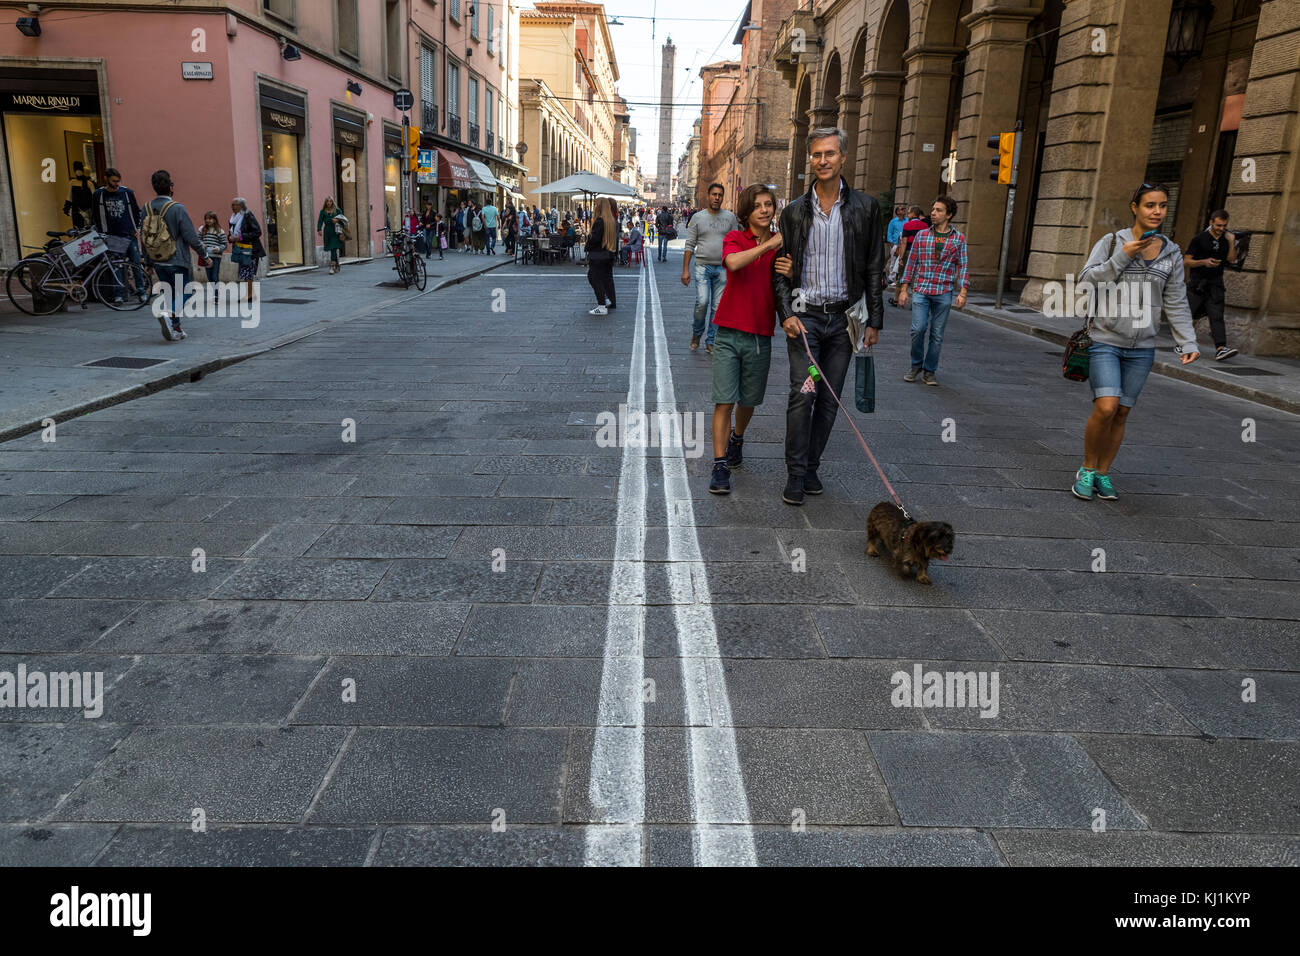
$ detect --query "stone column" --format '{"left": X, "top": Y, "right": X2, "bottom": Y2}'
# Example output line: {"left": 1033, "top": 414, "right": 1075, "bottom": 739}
{"left": 836, "top": 91, "right": 863, "bottom": 189}
{"left": 896, "top": 45, "right": 961, "bottom": 209}
{"left": 1021, "top": 0, "right": 1173, "bottom": 307}
{"left": 1227, "top": 0, "right": 1300, "bottom": 354}
{"left": 953, "top": 3, "right": 1042, "bottom": 290}
{"left": 856, "top": 70, "right": 906, "bottom": 205}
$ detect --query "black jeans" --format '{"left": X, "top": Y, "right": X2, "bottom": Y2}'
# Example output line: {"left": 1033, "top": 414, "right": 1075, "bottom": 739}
{"left": 587, "top": 255, "right": 616, "bottom": 307}
{"left": 1187, "top": 278, "right": 1227, "bottom": 347}
{"left": 785, "top": 309, "right": 852, "bottom": 478}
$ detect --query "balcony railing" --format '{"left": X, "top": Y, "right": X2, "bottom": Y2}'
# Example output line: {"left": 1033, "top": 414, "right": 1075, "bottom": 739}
{"left": 469, "top": 122, "right": 480, "bottom": 147}
{"left": 448, "top": 113, "right": 461, "bottom": 140}
{"left": 421, "top": 103, "right": 438, "bottom": 131}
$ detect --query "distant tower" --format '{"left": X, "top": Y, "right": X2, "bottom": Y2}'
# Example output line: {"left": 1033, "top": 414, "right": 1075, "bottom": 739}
{"left": 657, "top": 37, "right": 675, "bottom": 204}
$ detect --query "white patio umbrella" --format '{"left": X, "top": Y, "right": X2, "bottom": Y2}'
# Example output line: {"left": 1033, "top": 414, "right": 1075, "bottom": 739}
{"left": 534, "top": 170, "right": 637, "bottom": 200}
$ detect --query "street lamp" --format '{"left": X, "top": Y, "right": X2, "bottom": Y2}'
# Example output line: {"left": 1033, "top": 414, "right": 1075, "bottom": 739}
{"left": 16, "top": 16, "right": 40, "bottom": 36}
{"left": 1166, "top": 0, "right": 1214, "bottom": 69}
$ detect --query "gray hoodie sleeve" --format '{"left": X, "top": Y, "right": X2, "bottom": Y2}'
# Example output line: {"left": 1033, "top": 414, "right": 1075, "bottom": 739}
{"left": 1078, "top": 232, "right": 1130, "bottom": 285}
{"left": 1161, "top": 245, "right": 1200, "bottom": 354}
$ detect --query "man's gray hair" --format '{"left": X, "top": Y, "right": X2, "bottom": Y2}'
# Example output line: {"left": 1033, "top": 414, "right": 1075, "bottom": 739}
{"left": 232, "top": 197, "right": 248, "bottom": 210}
{"left": 807, "top": 127, "right": 848, "bottom": 155}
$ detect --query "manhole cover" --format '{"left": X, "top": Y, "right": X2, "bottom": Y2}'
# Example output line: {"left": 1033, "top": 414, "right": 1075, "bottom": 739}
{"left": 81, "top": 356, "right": 172, "bottom": 369}
{"left": 265, "top": 298, "right": 315, "bottom": 304}
{"left": 1213, "top": 366, "right": 1281, "bottom": 376}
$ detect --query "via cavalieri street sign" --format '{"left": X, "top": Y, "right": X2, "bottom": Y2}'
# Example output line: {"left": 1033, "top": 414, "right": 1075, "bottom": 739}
{"left": 393, "top": 88, "right": 413, "bottom": 111}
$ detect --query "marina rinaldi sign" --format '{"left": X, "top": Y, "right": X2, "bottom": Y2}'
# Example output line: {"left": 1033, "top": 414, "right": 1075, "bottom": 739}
{"left": 3, "top": 92, "right": 100, "bottom": 114}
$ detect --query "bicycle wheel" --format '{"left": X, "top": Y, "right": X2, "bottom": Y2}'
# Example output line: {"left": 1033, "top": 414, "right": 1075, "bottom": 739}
{"left": 410, "top": 253, "right": 427, "bottom": 291}
{"left": 395, "top": 255, "right": 411, "bottom": 288}
{"left": 89, "top": 259, "right": 149, "bottom": 311}
{"left": 6, "top": 257, "right": 67, "bottom": 315}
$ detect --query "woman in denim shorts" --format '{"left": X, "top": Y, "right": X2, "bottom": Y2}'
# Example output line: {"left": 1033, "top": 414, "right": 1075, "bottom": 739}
{"left": 1071, "top": 183, "right": 1200, "bottom": 500}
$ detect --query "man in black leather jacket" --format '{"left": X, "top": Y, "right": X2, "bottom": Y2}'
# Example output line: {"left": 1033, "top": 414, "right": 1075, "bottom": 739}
{"left": 771, "top": 127, "right": 885, "bottom": 505}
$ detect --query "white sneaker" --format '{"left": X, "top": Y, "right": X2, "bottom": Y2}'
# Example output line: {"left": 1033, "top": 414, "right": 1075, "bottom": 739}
{"left": 157, "top": 313, "right": 173, "bottom": 341}
{"left": 589, "top": 305, "right": 608, "bottom": 315}
{"left": 171, "top": 324, "right": 187, "bottom": 340}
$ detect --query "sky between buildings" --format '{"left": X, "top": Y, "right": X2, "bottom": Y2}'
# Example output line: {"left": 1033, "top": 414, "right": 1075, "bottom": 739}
{"left": 601, "top": 1, "right": 748, "bottom": 182}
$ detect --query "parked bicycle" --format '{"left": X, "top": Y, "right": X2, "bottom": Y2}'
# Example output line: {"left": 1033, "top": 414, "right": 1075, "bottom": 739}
{"left": 5, "top": 227, "right": 151, "bottom": 315}
{"left": 377, "top": 224, "right": 427, "bottom": 291}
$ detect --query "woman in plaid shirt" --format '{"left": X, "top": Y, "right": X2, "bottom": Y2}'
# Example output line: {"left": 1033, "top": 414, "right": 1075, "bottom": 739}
{"left": 898, "top": 196, "right": 969, "bottom": 386}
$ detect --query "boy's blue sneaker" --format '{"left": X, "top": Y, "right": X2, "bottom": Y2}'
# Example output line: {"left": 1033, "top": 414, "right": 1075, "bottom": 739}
{"left": 1094, "top": 473, "right": 1117, "bottom": 500}
{"left": 1071, "top": 467, "right": 1096, "bottom": 500}
{"left": 709, "top": 460, "right": 731, "bottom": 495}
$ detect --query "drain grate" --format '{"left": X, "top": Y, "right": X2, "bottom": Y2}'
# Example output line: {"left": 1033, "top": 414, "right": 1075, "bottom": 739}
{"left": 1005, "top": 307, "right": 1040, "bottom": 314}
{"left": 287, "top": 286, "right": 317, "bottom": 290}
{"left": 81, "top": 356, "right": 172, "bottom": 370}
{"left": 265, "top": 298, "right": 315, "bottom": 304}
{"left": 1213, "top": 366, "right": 1281, "bottom": 377}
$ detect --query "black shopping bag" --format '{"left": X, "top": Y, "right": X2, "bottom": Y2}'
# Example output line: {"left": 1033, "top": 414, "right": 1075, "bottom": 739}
{"left": 855, "top": 351, "right": 875, "bottom": 413}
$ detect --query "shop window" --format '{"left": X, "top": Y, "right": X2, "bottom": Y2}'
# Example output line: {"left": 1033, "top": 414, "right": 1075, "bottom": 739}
{"left": 262, "top": 129, "right": 304, "bottom": 267}
{"left": 3, "top": 112, "right": 105, "bottom": 257}
{"left": 1145, "top": 108, "right": 1193, "bottom": 235}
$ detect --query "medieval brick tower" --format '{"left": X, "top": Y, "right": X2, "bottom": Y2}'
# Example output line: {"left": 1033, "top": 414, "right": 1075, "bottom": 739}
{"left": 656, "top": 37, "right": 675, "bottom": 204}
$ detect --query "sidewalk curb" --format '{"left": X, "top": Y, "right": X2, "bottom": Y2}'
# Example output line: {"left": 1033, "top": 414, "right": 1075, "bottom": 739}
{"left": 959, "top": 303, "right": 1300, "bottom": 418}
{"left": 0, "top": 260, "right": 511, "bottom": 444}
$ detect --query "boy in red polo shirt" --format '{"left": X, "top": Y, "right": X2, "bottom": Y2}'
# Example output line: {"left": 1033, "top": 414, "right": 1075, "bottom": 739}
{"left": 709, "top": 184, "right": 784, "bottom": 494}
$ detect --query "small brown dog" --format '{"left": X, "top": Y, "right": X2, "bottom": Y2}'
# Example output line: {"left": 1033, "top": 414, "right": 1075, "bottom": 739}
{"left": 865, "top": 502, "right": 955, "bottom": 585}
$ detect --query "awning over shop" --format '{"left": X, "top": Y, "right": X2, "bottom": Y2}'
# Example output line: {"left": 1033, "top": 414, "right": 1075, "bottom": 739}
{"left": 464, "top": 158, "right": 499, "bottom": 189}
{"left": 437, "top": 149, "right": 473, "bottom": 189}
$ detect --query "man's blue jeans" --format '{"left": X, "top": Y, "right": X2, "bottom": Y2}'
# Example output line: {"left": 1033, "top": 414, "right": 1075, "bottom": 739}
{"left": 785, "top": 309, "right": 853, "bottom": 478}
{"left": 909, "top": 290, "right": 953, "bottom": 373}
{"left": 658, "top": 235, "right": 669, "bottom": 261}
{"left": 152, "top": 264, "right": 194, "bottom": 318}
{"left": 486, "top": 226, "right": 497, "bottom": 253}
{"left": 692, "top": 262, "right": 726, "bottom": 346}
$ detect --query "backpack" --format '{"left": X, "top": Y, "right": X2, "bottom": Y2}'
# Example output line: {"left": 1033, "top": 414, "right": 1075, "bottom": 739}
{"left": 472, "top": 214, "right": 483, "bottom": 231}
{"left": 141, "top": 200, "right": 178, "bottom": 261}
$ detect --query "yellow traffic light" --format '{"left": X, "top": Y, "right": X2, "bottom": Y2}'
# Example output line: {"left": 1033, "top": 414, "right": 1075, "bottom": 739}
{"left": 987, "top": 132, "right": 1014, "bottom": 185}
{"left": 407, "top": 127, "right": 421, "bottom": 173}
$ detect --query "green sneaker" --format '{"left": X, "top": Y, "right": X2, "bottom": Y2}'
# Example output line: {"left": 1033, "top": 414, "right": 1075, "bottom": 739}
{"left": 1071, "top": 467, "right": 1096, "bottom": 500}
{"left": 1094, "top": 473, "right": 1117, "bottom": 500}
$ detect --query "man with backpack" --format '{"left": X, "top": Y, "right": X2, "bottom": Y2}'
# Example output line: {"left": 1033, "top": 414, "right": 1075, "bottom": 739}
{"left": 655, "top": 206, "right": 674, "bottom": 262}
{"left": 141, "top": 169, "right": 210, "bottom": 342}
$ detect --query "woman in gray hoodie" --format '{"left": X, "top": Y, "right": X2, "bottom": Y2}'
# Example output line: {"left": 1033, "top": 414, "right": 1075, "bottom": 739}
{"left": 1071, "top": 183, "right": 1200, "bottom": 501}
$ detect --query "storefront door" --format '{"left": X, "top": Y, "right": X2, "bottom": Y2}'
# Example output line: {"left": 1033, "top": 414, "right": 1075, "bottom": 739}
{"left": 0, "top": 68, "right": 105, "bottom": 261}
{"left": 259, "top": 87, "right": 307, "bottom": 269}
{"left": 333, "top": 108, "right": 366, "bottom": 260}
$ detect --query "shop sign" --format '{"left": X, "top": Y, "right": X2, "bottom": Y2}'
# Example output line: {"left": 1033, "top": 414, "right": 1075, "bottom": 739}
{"left": 62, "top": 230, "right": 107, "bottom": 267}
{"left": 182, "top": 62, "right": 214, "bottom": 80}
{"left": 261, "top": 107, "right": 303, "bottom": 135}
{"left": 3, "top": 92, "right": 100, "bottom": 115}
{"left": 417, "top": 149, "right": 434, "bottom": 174}
{"left": 335, "top": 127, "right": 363, "bottom": 147}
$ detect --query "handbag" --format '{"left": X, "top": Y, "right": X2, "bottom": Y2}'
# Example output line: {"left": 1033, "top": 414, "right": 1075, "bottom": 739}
{"left": 855, "top": 349, "right": 876, "bottom": 413}
{"left": 231, "top": 241, "right": 253, "bottom": 265}
{"left": 1062, "top": 233, "right": 1115, "bottom": 382}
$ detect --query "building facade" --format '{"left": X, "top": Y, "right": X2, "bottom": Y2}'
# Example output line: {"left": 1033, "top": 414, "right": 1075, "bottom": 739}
{"left": 696, "top": 60, "right": 743, "bottom": 207}
{"left": 734, "top": 0, "right": 798, "bottom": 192}
{"left": 772, "top": 0, "right": 1300, "bottom": 355}
{"left": 0, "top": 0, "right": 527, "bottom": 275}
{"left": 517, "top": 1, "right": 620, "bottom": 208}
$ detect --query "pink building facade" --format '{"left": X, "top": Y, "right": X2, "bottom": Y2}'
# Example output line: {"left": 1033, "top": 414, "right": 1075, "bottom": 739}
{"left": 0, "top": 2, "right": 419, "bottom": 275}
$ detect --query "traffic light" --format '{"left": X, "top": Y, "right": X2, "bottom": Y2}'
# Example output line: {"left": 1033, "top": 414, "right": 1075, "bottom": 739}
{"left": 988, "top": 132, "right": 1014, "bottom": 184}
{"left": 407, "top": 127, "right": 421, "bottom": 173}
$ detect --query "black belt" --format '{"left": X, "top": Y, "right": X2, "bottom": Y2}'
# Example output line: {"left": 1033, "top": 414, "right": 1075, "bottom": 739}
{"left": 800, "top": 299, "right": 850, "bottom": 314}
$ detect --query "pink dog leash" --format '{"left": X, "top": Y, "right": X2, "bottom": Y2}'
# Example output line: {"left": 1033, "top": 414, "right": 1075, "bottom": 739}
{"left": 796, "top": 325, "right": 910, "bottom": 521}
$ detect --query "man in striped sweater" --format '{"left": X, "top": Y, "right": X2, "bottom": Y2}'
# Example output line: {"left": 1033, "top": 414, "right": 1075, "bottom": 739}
{"left": 897, "top": 195, "right": 969, "bottom": 387}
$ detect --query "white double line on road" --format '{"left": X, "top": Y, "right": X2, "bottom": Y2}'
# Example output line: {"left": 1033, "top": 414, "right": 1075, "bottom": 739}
{"left": 584, "top": 257, "right": 756, "bottom": 866}
{"left": 585, "top": 265, "right": 649, "bottom": 866}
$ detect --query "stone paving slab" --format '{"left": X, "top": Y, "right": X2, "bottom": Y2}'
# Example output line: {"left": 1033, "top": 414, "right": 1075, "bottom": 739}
{"left": 93, "top": 825, "right": 376, "bottom": 866}
{"left": 291, "top": 657, "right": 514, "bottom": 726}
{"left": 993, "top": 830, "right": 1300, "bottom": 866}
{"left": 88, "top": 600, "right": 304, "bottom": 654}
{"left": 0, "top": 824, "right": 119, "bottom": 865}
{"left": 647, "top": 827, "right": 1003, "bottom": 867}
{"left": 52, "top": 726, "right": 349, "bottom": 823}
{"left": 868, "top": 731, "right": 1145, "bottom": 829}
{"left": 308, "top": 728, "right": 567, "bottom": 825}
{"left": 1078, "top": 736, "right": 1300, "bottom": 832}
{"left": 0, "top": 722, "right": 128, "bottom": 821}
{"left": 0, "top": 599, "right": 139, "bottom": 653}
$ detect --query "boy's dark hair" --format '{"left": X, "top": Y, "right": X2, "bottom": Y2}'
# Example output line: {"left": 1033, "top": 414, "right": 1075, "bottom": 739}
{"left": 105, "top": 167, "right": 121, "bottom": 179}
{"left": 151, "top": 170, "right": 172, "bottom": 195}
{"left": 736, "top": 184, "right": 776, "bottom": 228}
{"left": 1130, "top": 182, "right": 1168, "bottom": 205}
{"left": 908, "top": 205, "right": 925, "bottom": 218}
{"left": 934, "top": 195, "right": 957, "bottom": 218}
{"left": 1210, "top": 209, "right": 1230, "bottom": 222}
